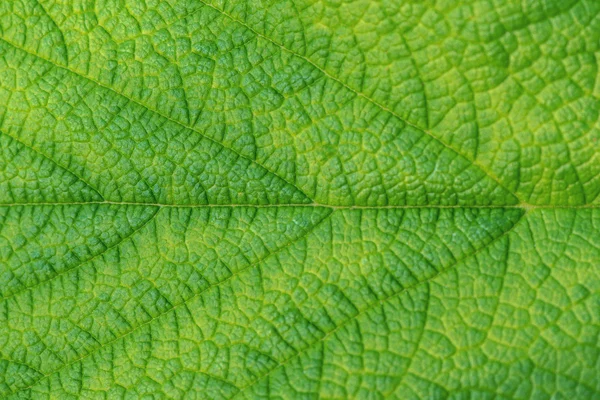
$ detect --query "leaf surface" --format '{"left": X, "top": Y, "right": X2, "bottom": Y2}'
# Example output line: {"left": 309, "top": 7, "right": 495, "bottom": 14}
{"left": 0, "top": 1, "right": 598, "bottom": 399}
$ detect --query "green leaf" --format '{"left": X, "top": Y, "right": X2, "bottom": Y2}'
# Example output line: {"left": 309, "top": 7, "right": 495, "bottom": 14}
{"left": 0, "top": 1, "right": 598, "bottom": 399}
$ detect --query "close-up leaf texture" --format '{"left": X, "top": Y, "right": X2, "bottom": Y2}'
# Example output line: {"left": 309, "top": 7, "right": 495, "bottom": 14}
{"left": 0, "top": 0, "right": 599, "bottom": 398}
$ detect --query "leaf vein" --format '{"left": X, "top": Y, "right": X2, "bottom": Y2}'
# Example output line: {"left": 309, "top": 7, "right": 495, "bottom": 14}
{"left": 0, "top": 37, "right": 313, "bottom": 205}
{"left": 193, "top": 0, "right": 521, "bottom": 203}
{"left": 0, "top": 129, "right": 105, "bottom": 201}
{"left": 231, "top": 209, "right": 528, "bottom": 398}
{"left": 8, "top": 208, "right": 334, "bottom": 395}
{"left": 0, "top": 206, "right": 160, "bottom": 301}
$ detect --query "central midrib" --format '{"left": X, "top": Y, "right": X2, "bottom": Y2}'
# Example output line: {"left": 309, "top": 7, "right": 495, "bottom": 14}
{"left": 0, "top": 201, "right": 597, "bottom": 209}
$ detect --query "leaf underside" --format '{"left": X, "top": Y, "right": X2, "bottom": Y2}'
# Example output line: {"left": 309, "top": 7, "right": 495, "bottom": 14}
{"left": 0, "top": 0, "right": 599, "bottom": 399}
